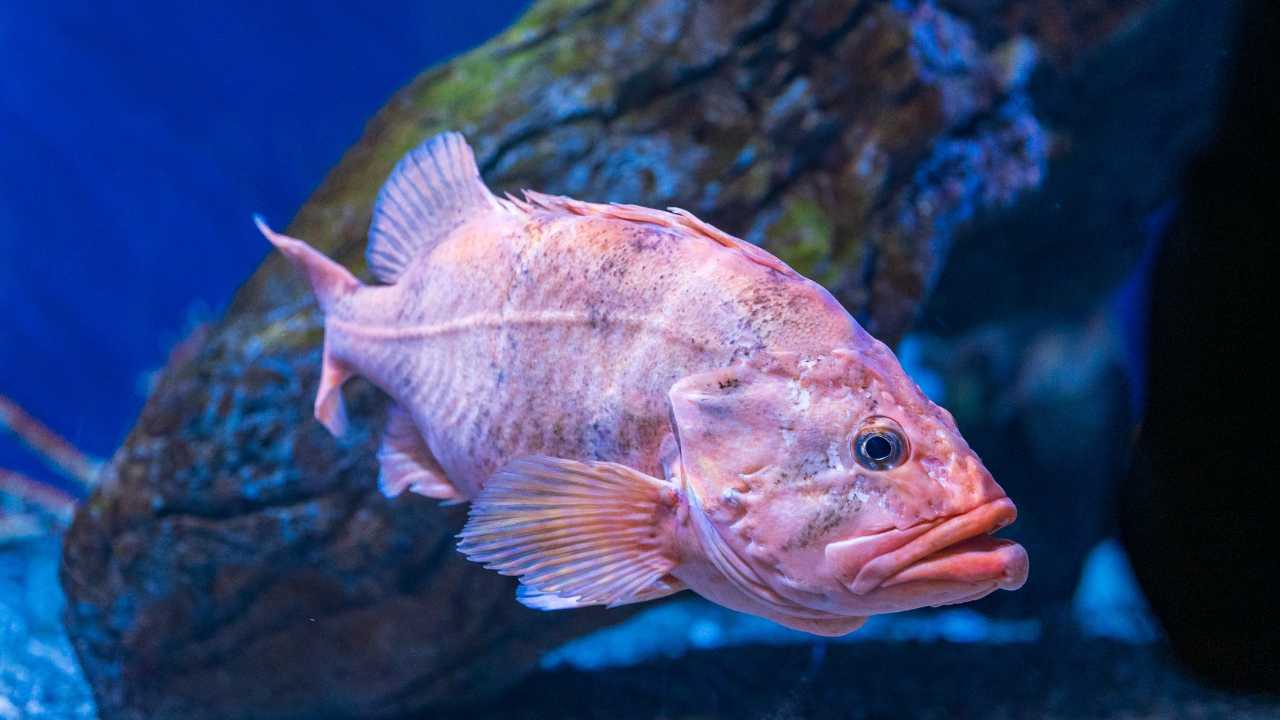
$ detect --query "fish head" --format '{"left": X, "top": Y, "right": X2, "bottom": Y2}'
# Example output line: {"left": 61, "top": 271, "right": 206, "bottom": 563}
{"left": 668, "top": 344, "right": 1027, "bottom": 624}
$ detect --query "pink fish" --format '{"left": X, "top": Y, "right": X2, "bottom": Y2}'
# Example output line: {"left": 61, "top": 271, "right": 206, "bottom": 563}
{"left": 258, "top": 132, "right": 1028, "bottom": 635}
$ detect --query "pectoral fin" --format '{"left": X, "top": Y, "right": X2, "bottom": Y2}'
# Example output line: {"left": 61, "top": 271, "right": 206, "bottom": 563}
{"left": 517, "top": 576, "right": 687, "bottom": 611}
{"left": 458, "top": 457, "right": 683, "bottom": 609}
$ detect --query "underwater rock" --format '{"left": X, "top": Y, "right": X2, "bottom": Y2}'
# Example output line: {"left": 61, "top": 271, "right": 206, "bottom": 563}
{"left": 926, "top": 0, "right": 1240, "bottom": 332}
{"left": 919, "top": 0, "right": 1242, "bottom": 620}
{"left": 60, "top": 325, "right": 626, "bottom": 719}
{"left": 60, "top": 1, "right": 1208, "bottom": 718}
{"left": 226, "top": 0, "right": 1063, "bottom": 343}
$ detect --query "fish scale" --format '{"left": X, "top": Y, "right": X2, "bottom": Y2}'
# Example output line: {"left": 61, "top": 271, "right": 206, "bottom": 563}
{"left": 331, "top": 200, "right": 841, "bottom": 495}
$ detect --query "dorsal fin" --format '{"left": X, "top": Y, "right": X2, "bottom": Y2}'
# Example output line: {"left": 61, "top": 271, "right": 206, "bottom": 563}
{"left": 366, "top": 132, "right": 499, "bottom": 284}
{"left": 509, "top": 190, "right": 797, "bottom": 276}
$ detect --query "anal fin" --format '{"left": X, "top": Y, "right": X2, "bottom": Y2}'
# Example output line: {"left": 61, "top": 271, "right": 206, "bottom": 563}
{"left": 377, "top": 404, "right": 462, "bottom": 503}
{"left": 315, "top": 337, "right": 351, "bottom": 437}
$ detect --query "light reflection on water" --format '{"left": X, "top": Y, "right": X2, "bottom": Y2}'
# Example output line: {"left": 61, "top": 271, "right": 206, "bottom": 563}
{"left": 543, "top": 601, "right": 1043, "bottom": 672}
{"left": 544, "top": 537, "right": 1157, "bottom": 672}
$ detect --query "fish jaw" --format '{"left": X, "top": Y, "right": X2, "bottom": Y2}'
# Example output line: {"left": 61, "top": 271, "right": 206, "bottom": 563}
{"left": 825, "top": 497, "right": 1028, "bottom": 607}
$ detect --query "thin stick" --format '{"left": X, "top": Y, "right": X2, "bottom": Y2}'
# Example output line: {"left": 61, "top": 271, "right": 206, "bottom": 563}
{"left": 0, "top": 394, "right": 101, "bottom": 487}
{"left": 0, "top": 513, "right": 45, "bottom": 543}
{"left": 0, "top": 468, "right": 77, "bottom": 523}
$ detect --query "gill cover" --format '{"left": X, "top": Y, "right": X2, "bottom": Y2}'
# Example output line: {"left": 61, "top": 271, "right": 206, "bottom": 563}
{"left": 668, "top": 353, "right": 821, "bottom": 608}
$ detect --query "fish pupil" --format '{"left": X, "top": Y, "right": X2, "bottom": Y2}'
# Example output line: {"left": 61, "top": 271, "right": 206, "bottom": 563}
{"left": 864, "top": 434, "right": 894, "bottom": 461}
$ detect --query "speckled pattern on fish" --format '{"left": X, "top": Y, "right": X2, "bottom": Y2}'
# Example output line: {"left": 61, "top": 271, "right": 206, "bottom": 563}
{"left": 259, "top": 131, "right": 1028, "bottom": 635}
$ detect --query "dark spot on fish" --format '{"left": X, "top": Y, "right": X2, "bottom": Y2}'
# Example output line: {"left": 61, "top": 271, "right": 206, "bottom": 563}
{"left": 785, "top": 478, "right": 864, "bottom": 550}
{"left": 627, "top": 228, "right": 664, "bottom": 253}
{"left": 551, "top": 421, "right": 567, "bottom": 445}
{"left": 587, "top": 420, "right": 609, "bottom": 460}
{"left": 786, "top": 503, "right": 844, "bottom": 550}
{"left": 694, "top": 399, "right": 733, "bottom": 419}
{"left": 587, "top": 306, "right": 611, "bottom": 330}
{"left": 729, "top": 342, "right": 764, "bottom": 363}
{"left": 630, "top": 412, "right": 668, "bottom": 456}
{"left": 717, "top": 376, "right": 741, "bottom": 390}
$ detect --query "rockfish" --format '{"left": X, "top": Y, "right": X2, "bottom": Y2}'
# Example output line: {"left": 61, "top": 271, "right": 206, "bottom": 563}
{"left": 258, "top": 131, "right": 1028, "bottom": 635}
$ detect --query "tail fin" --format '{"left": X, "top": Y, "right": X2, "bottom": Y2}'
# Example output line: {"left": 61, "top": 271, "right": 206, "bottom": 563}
{"left": 254, "top": 214, "right": 361, "bottom": 313}
{"left": 254, "top": 215, "right": 357, "bottom": 436}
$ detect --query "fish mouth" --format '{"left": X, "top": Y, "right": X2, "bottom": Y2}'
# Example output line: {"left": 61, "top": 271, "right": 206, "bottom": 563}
{"left": 827, "top": 498, "right": 1028, "bottom": 596}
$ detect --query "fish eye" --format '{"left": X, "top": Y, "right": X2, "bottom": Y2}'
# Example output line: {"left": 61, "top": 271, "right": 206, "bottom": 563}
{"left": 852, "top": 418, "right": 908, "bottom": 471}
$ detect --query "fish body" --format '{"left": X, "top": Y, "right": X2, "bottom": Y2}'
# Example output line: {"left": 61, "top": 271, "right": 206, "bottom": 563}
{"left": 261, "top": 132, "right": 1027, "bottom": 635}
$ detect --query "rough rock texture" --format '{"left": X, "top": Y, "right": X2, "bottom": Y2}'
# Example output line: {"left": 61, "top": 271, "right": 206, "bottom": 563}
{"left": 916, "top": 0, "right": 1240, "bottom": 619}
{"left": 59, "top": 1, "right": 1219, "bottom": 718}
{"left": 927, "top": 0, "right": 1236, "bottom": 330}
{"left": 231, "top": 0, "right": 1058, "bottom": 341}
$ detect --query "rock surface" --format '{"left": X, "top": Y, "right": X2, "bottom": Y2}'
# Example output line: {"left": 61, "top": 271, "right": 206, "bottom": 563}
{"left": 60, "top": 1, "right": 1218, "bottom": 718}
{"left": 918, "top": 0, "right": 1240, "bottom": 619}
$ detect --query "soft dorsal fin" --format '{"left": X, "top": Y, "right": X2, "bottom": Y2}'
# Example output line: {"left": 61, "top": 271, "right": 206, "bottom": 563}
{"left": 366, "top": 131, "right": 499, "bottom": 284}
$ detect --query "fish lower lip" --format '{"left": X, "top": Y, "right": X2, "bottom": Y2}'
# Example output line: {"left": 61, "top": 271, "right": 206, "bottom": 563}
{"left": 879, "top": 535, "right": 1028, "bottom": 591}
{"left": 844, "top": 498, "right": 1021, "bottom": 595}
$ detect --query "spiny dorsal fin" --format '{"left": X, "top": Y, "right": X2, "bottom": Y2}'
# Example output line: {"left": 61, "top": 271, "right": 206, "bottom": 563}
{"left": 510, "top": 190, "right": 797, "bottom": 276}
{"left": 366, "top": 132, "right": 500, "bottom": 284}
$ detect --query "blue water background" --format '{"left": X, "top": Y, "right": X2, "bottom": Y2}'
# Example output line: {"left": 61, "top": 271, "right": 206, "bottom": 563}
{"left": 0, "top": 1, "right": 529, "bottom": 495}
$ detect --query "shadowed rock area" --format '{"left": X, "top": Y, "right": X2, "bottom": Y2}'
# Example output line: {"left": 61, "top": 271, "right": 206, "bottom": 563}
{"left": 434, "top": 638, "right": 1280, "bottom": 720}
{"left": 59, "top": 0, "right": 1236, "bottom": 718}
{"left": 1122, "top": 0, "right": 1279, "bottom": 693}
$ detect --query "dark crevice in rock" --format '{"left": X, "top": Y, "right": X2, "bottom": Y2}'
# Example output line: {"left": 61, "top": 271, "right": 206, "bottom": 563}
{"left": 479, "top": 108, "right": 609, "bottom": 176}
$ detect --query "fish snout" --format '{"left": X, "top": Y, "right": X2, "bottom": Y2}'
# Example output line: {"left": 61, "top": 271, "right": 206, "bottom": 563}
{"left": 960, "top": 455, "right": 1009, "bottom": 509}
